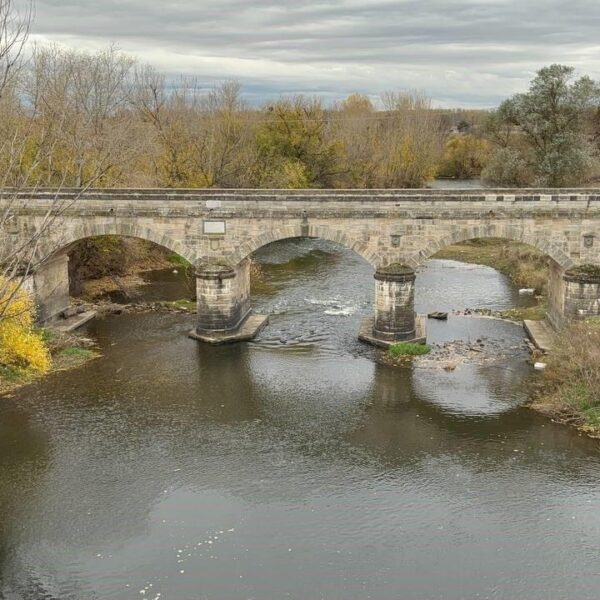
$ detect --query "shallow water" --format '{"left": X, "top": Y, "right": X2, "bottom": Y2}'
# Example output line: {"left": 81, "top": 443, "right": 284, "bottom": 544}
{"left": 1, "top": 240, "right": 599, "bottom": 600}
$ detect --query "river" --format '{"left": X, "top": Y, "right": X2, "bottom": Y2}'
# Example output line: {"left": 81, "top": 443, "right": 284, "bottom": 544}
{"left": 1, "top": 239, "right": 599, "bottom": 599}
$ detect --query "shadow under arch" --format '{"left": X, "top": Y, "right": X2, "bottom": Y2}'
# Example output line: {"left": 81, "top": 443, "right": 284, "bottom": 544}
{"left": 406, "top": 224, "right": 575, "bottom": 271}
{"left": 228, "top": 224, "right": 379, "bottom": 268}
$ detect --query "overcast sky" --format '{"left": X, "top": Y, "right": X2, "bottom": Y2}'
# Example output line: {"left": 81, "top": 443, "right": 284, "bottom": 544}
{"left": 28, "top": 0, "right": 600, "bottom": 107}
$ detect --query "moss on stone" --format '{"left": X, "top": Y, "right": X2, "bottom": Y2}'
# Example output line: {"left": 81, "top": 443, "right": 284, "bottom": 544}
{"left": 565, "top": 264, "right": 600, "bottom": 283}
{"left": 377, "top": 263, "right": 414, "bottom": 276}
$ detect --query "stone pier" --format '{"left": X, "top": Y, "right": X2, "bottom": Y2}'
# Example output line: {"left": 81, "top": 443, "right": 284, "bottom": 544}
{"left": 189, "top": 259, "right": 268, "bottom": 344}
{"left": 359, "top": 264, "right": 426, "bottom": 348}
{"left": 547, "top": 264, "right": 600, "bottom": 329}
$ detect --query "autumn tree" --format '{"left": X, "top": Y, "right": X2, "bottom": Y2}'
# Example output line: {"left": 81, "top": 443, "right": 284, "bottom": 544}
{"left": 133, "top": 71, "right": 255, "bottom": 187}
{"left": 437, "top": 134, "right": 491, "bottom": 179}
{"left": 375, "top": 91, "right": 445, "bottom": 187}
{"left": 25, "top": 44, "right": 140, "bottom": 187}
{"left": 334, "top": 93, "right": 379, "bottom": 187}
{"left": 254, "top": 96, "right": 342, "bottom": 188}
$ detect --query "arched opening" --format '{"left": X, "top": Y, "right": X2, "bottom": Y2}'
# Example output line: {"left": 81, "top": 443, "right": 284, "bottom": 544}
{"left": 229, "top": 226, "right": 378, "bottom": 269}
{"left": 196, "top": 235, "right": 376, "bottom": 346}
{"left": 33, "top": 233, "right": 194, "bottom": 324}
{"left": 65, "top": 235, "right": 194, "bottom": 303}
{"left": 413, "top": 236, "right": 568, "bottom": 346}
{"left": 408, "top": 226, "right": 573, "bottom": 272}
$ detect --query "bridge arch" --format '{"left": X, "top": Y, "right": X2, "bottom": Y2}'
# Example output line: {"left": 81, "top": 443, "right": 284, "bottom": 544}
{"left": 406, "top": 224, "right": 575, "bottom": 271}
{"left": 31, "top": 222, "right": 195, "bottom": 323}
{"left": 39, "top": 222, "right": 196, "bottom": 266}
{"left": 229, "top": 224, "right": 379, "bottom": 268}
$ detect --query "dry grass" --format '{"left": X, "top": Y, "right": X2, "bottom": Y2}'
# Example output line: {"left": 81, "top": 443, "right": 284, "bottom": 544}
{"left": 532, "top": 320, "right": 600, "bottom": 436}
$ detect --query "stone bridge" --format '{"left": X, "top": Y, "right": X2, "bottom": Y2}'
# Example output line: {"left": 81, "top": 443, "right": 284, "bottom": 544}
{"left": 5, "top": 187, "right": 600, "bottom": 345}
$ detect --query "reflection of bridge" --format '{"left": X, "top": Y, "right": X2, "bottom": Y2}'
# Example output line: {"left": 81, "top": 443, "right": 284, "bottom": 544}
{"left": 6, "top": 188, "right": 600, "bottom": 344}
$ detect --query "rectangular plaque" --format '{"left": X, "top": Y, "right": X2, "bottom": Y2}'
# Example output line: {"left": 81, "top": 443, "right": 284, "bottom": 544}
{"left": 203, "top": 220, "right": 226, "bottom": 235}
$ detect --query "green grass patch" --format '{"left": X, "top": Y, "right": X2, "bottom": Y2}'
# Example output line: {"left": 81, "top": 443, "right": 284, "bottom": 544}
{"left": 389, "top": 342, "right": 431, "bottom": 357}
{"left": 34, "top": 327, "right": 57, "bottom": 343}
{"left": 167, "top": 253, "right": 192, "bottom": 267}
{"left": 60, "top": 347, "right": 94, "bottom": 358}
{"left": 0, "top": 364, "right": 26, "bottom": 382}
{"left": 497, "top": 302, "right": 547, "bottom": 322}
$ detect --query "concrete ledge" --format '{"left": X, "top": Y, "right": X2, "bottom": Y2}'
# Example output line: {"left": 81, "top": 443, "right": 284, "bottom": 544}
{"left": 524, "top": 319, "right": 554, "bottom": 353}
{"left": 189, "top": 313, "right": 268, "bottom": 345}
{"left": 52, "top": 310, "right": 97, "bottom": 333}
{"left": 358, "top": 315, "right": 427, "bottom": 349}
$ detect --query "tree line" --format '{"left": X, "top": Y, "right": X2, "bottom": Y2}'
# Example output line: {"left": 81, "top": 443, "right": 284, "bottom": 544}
{"left": 2, "top": 44, "right": 599, "bottom": 190}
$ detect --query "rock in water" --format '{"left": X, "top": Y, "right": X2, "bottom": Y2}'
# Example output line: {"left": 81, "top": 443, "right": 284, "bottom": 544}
{"left": 428, "top": 311, "right": 448, "bottom": 320}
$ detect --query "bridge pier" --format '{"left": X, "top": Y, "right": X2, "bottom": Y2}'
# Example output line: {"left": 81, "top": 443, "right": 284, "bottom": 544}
{"left": 359, "top": 264, "right": 426, "bottom": 348}
{"left": 189, "top": 259, "right": 268, "bottom": 344}
{"left": 547, "top": 263, "right": 600, "bottom": 329}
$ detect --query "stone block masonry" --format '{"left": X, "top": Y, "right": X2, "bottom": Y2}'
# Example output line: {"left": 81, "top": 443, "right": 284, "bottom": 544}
{"left": 5, "top": 187, "right": 600, "bottom": 343}
{"left": 373, "top": 265, "right": 417, "bottom": 341}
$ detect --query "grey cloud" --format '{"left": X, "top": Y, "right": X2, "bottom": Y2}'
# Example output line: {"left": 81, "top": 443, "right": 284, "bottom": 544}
{"left": 29, "top": 0, "right": 600, "bottom": 107}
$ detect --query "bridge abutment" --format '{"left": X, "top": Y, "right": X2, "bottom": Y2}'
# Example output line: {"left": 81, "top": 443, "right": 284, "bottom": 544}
{"left": 359, "top": 265, "right": 426, "bottom": 348}
{"left": 27, "top": 253, "right": 71, "bottom": 324}
{"left": 189, "top": 259, "right": 268, "bottom": 344}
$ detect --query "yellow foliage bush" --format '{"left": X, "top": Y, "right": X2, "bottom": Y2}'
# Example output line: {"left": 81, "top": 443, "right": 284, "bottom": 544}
{"left": 0, "top": 278, "right": 51, "bottom": 374}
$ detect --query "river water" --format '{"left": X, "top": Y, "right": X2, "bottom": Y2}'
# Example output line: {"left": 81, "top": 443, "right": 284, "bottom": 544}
{"left": 1, "top": 239, "right": 599, "bottom": 600}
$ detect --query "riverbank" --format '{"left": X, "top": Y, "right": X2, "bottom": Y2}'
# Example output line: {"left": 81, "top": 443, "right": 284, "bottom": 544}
{"left": 530, "top": 319, "right": 600, "bottom": 438}
{"left": 435, "top": 238, "right": 549, "bottom": 294}
{"left": 0, "top": 329, "right": 99, "bottom": 396}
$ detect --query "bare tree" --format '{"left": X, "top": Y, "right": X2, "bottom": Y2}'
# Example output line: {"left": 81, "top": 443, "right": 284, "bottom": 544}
{"left": 27, "top": 44, "right": 139, "bottom": 187}
{"left": 133, "top": 72, "right": 256, "bottom": 187}
{"left": 0, "top": 0, "right": 31, "bottom": 99}
{"left": 0, "top": 2, "right": 99, "bottom": 323}
{"left": 377, "top": 91, "right": 445, "bottom": 187}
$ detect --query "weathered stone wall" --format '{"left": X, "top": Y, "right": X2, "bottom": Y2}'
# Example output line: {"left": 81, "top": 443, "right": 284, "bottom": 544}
{"left": 28, "top": 253, "right": 70, "bottom": 323}
{"left": 6, "top": 188, "right": 600, "bottom": 271}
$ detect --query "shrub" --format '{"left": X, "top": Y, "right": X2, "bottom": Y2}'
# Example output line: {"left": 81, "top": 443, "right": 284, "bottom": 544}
{"left": 0, "top": 278, "right": 51, "bottom": 374}
{"left": 536, "top": 320, "right": 600, "bottom": 430}
{"left": 437, "top": 134, "right": 491, "bottom": 179}
{"left": 389, "top": 342, "right": 431, "bottom": 357}
{"left": 481, "top": 147, "right": 531, "bottom": 186}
